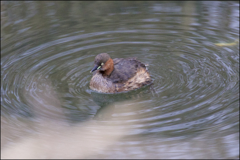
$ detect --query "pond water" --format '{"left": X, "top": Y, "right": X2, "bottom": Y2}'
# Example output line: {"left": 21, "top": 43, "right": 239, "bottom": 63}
{"left": 1, "top": 1, "right": 239, "bottom": 159}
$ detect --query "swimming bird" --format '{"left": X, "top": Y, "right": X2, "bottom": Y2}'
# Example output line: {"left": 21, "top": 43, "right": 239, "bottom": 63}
{"left": 90, "top": 53, "right": 152, "bottom": 93}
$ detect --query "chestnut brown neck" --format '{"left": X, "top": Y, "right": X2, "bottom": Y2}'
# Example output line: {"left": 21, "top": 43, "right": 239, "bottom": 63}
{"left": 101, "top": 58, "right": 114, "bottom": 76}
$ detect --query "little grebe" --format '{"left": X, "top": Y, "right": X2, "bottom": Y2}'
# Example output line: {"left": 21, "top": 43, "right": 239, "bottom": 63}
{"left": 90, "top": 53, "right": 152, "bottom": 93}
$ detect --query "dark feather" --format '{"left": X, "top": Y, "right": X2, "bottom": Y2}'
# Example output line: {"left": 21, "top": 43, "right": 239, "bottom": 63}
{"left": 109, "top": 58, "right": 146, "bottom": 83}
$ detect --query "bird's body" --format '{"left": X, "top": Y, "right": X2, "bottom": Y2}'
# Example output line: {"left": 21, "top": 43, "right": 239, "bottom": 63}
{"left": 90, "top": 53, "right": 151, "bottom": 93}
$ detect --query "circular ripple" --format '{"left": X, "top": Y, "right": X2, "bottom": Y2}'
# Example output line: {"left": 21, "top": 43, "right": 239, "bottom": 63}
{"left": 1, "top": 1, "right": 239, "bottom": 158}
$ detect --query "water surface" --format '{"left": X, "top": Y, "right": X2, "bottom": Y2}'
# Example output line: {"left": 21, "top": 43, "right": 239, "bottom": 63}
{"left": 1, "top": 1, "right": 239, "bottom": 159}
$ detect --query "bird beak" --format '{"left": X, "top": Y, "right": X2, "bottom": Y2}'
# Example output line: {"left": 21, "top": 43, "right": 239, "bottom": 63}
{"left": 90, "top": 65, "right": 99, "bottom": 73}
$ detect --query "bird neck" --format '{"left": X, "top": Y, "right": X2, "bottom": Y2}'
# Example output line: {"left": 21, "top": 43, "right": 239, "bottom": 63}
{"left": 101, "top": 58, "right": 114, "bottom": 76}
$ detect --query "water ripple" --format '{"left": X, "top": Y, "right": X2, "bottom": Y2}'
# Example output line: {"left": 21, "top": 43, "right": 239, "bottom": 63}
{"left": 1, "top": 1, "right": 239, "bottom": 159}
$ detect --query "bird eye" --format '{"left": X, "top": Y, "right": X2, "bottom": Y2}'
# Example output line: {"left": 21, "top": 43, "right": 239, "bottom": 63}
{"left": 101, "top": 63, "right": 104, "bottom": 66}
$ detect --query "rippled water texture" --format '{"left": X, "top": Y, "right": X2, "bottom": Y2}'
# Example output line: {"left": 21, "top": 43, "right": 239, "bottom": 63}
{"left": 1, "top": 1, "right": 239, "bottom": 159}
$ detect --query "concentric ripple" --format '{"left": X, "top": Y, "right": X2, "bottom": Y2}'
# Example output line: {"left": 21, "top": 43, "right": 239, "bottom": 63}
{"left": 1, "top": 1, "right": 239, "bottom": 159}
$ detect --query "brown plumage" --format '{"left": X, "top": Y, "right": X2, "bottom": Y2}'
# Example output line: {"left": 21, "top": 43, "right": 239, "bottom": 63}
{"left": 90, "top": 53, "right": 152, "bottom": 93}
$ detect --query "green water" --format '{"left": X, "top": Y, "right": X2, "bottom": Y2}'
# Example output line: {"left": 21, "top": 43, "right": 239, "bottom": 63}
{"left": 1, "top": 1, "right": 239, "bottom": 159}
